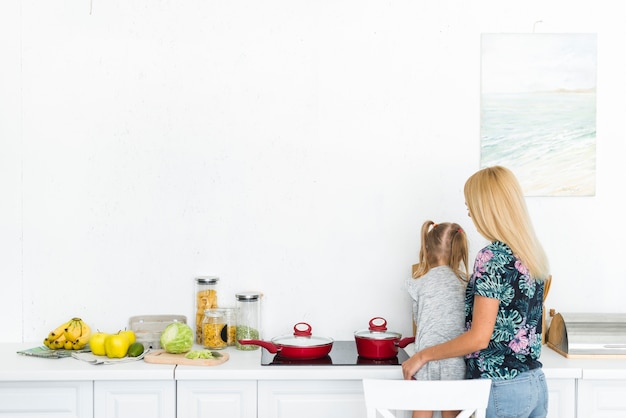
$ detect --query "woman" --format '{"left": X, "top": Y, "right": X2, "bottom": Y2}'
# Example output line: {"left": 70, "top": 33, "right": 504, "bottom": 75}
{"left": 402, "top": 166, "right": 550, "bottom": 418}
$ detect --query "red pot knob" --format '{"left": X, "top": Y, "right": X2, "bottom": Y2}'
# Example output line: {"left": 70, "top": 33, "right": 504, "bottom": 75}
{"left": 368, "top": 317, "right": 388, "bottom": 332}
{"left": 293, "top": 322, "right": 313, "bottom": 337}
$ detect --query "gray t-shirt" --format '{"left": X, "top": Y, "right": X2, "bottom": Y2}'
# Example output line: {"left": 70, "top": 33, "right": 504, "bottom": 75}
{"left": 406, "top": 265, "right": 467, "bottom": 380}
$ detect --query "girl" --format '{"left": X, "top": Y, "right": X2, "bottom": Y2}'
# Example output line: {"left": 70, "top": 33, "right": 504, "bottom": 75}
{"left": 406, "top": 220, "right": 469, "bottom": 418}
{"left": 402, "top": 166, "right": 550, "bottom": 418}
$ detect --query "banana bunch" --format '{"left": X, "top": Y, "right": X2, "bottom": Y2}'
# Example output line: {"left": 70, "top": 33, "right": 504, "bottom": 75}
{"left": 43, "top": 317, "right": 91, "bottom": 350}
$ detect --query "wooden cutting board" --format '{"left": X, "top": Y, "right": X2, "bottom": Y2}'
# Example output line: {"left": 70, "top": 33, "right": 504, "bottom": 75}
{"left": 143, "top": 350, "right": 229, "bottom": 366}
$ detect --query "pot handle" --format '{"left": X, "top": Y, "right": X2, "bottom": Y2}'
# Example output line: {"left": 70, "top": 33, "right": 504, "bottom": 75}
{"left": 238, "top": 339, "right": 280, "bottom": 354}
{"left": 368, "top": 317, "right": 388, "bottom": 332}
{"left": 395, "top": 336, "right": 416, "bottom": 348}
{"left": 293, "top": 322, "right": 313, "bottom": 337}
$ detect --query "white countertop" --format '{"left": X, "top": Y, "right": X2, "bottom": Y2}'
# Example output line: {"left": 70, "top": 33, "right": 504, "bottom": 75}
{"left": 2, "top": 342, "right": 623, "bottom": 382}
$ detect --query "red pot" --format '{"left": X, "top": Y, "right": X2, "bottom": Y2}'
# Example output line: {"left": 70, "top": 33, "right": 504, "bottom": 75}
{"left": 354, "top": 317, "right": 415, "bottom": 360}
{"left": 238, "top": 322, "right": 334, "bottom": 360}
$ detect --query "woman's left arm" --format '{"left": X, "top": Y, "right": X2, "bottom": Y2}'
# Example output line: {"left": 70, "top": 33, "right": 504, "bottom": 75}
{"left": 401, "top": 295, "right": 499, "bottom": 379}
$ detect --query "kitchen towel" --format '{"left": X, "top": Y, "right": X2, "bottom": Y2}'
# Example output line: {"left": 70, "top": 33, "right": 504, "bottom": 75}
{"left": 71, "top": 349, "right": 150, "bottom": 365}
{"left": 17, "top": 346, "right": 90, "bottom": 359}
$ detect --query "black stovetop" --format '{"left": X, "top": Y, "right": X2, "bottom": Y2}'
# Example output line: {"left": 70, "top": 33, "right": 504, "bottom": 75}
{"left": 261, "top": 340, "right": 409, "bottom": 366}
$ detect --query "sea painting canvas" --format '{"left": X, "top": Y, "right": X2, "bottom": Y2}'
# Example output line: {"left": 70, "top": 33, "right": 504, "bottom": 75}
{"left": 480, "top": 33, "right": 597, "bottom": 196}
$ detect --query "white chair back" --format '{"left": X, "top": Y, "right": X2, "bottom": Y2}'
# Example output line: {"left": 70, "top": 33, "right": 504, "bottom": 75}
{"left": 362, "top": 378, "right": 491, "bottom": 418}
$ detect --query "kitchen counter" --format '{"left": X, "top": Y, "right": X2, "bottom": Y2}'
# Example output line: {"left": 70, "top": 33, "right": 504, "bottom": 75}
{"left": 2, "top": 342, "right": 622, "bottom": 382}
{"left": 5, "top": 343, "right": 626, "bottom": 418}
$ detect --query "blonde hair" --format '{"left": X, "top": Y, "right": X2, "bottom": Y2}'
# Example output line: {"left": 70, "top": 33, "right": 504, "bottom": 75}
{"left": 464, "top": 166, "right": 550, "bottom": 280}
{"left": 413, "top": 220, "right": 469, "bottom": 283}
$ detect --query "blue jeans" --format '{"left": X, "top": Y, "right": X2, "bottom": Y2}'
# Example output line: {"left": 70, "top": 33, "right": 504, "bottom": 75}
{"left": 486, "top": 368, "right": 548, "bottom": 418}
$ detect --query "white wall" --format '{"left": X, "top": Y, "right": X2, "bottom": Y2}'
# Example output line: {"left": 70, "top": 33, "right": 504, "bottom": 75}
{"left": 1, "top": 0, "right": 625, "bottom": 344}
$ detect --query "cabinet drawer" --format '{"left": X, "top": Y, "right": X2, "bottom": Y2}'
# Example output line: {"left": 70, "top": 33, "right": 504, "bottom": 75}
{"left": 578, "top": 380, "right": 626, "bottom": 417}
{"left": 258, "top": 380, "right": 367, "bottom": 418}
{"left": 177, "top": 380, "right": 257, "bottom": 418}
{"left": 546, "top": 378, "right": 576, "bottom": 418}
{"left": 94, "top": 380, "right": 175, "bottom": 418}
{"left": 0, "top": 381, "right": 93, "bottom": 418}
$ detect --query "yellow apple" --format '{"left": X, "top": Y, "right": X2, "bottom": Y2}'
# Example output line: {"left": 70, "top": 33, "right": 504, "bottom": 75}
{"left": 89, "top": 332, "right": 110, "bottom": 356}
{"left": 118, "top": 329, "right": 136, "bottom": 345}
{"left": 105, "top": 333, "right": 130, "bottom": 358}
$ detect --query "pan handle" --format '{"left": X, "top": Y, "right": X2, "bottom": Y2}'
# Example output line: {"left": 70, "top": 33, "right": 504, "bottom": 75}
{"left": 395, "top": 336, "right": 416, "bottom": 348}
{"left": 238, "top": 339, "right": 280, "bottom": 354}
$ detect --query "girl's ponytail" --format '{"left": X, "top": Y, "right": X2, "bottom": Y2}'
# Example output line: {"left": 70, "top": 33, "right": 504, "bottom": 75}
{"left": 449, "top": 224, "right": 469, "bottom": 283}
{"left": 413, "top": 220, "right": 436, "bottom": 278}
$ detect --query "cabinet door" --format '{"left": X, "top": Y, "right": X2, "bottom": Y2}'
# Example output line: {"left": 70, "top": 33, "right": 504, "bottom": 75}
{"left": 578, "top": 380, "right": 626, "bottom": 417}
{"left": 258, "top": 380, "right": 368, "bottom": 418}
{"left": 177, "top": 380, "right": 257, "bottom": 418}
{"left": 94, "top": 380, "right": 175, "bottom": 418}
{"left": 0, "top": 381, "right": 93, "bottom": 418}
{"left": 546, "top": 378, "right": 576, "bottom": 418}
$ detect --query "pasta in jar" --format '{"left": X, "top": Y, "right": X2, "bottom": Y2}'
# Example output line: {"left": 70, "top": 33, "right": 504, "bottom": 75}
{"left": 195, "top": 276, "right": 219, "bottom": 344}
{"left": 202, "top": 309, "right": 227, "bottom": 349}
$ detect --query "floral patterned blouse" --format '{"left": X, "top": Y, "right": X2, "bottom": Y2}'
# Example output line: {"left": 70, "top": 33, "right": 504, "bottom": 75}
{"left": 465, "top": 241, "right": 544, "bottom": 380}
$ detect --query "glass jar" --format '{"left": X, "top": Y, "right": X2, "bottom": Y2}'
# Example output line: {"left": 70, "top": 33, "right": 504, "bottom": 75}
{"left": 202, "top": 309, "right": 227, "bottom": 350}
{"left": 235, "top": 292, "right": 262, "bottom": 350}
{"left": 221, "top": 307, "right": 237, "bottom": 346}
{"left": 195, "top": 276, "right": 219, "bottom": 344}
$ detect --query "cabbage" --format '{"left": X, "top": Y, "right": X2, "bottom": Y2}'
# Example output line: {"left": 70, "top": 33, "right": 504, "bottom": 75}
{"left": 160, "top": 322, "right": 193, "bottom": 354}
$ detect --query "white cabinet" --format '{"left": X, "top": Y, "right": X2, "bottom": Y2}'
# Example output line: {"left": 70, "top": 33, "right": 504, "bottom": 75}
{"left": 258, "top": 380, "right": 366, "bottom": 418}
{"left": 0, "top": 380, "right": 93, "bottom": 418}
{"left": 546, "top": 378, "right": 577, "bottom": 418}
{"left": 94, "top": 380, "right": 175, "bottom": 418}
{"left": 256, "top": 378, "right": 577, "bottom": 418}
{"left": 578, "top": 380, "right": 626, "bottom": 417}
{"left": 0, "top": 377, "right": 580, "bottom": 418}
{"left": 177, "top": 380, "right": 257, "bottom": 418}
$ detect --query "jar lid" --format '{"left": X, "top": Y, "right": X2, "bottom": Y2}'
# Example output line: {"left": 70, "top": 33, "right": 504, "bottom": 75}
{"left": 236, "top": 291, "right": 261, "bottom": 301}
{"left": 196, "top": 276, "right": 219, "bottom": 284}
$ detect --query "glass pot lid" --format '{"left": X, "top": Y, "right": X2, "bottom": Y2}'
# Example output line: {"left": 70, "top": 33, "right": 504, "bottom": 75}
{"left": 354, "top": 317, "right": 402, "bottom": 340}
{"left": 272, "top": 322, "right": 333, "bottom": 347}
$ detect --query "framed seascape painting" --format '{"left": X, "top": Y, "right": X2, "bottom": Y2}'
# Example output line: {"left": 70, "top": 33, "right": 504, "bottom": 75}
{"left": 480, "top": 33, "right": 597, "bottom": 196}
